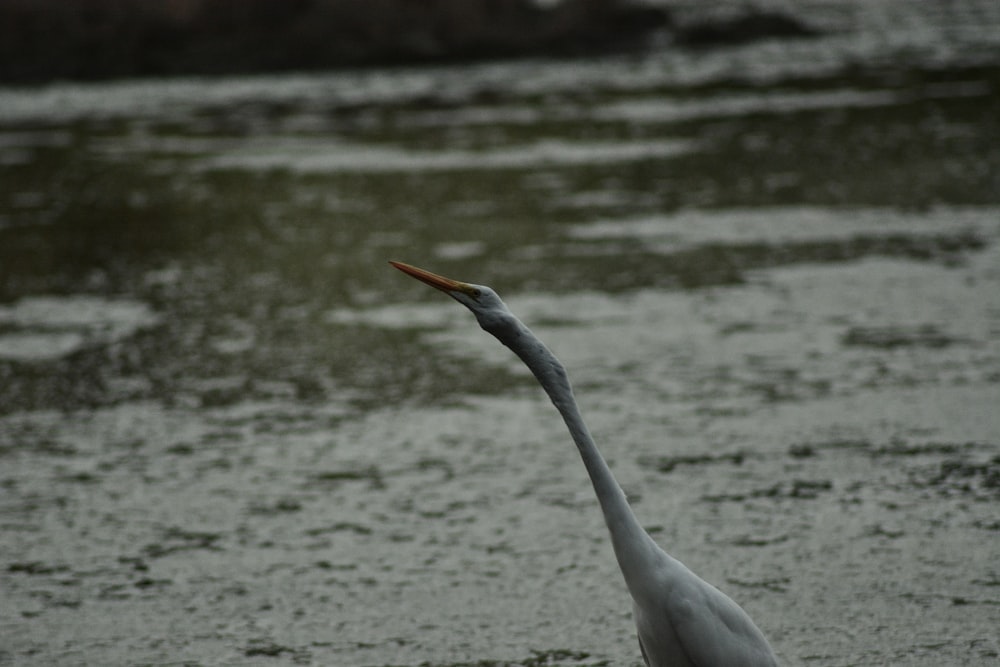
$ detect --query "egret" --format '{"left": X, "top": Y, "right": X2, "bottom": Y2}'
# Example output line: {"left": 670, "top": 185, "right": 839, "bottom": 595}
{"left": 390, "top": 261, "right": 780, "bottom": 667}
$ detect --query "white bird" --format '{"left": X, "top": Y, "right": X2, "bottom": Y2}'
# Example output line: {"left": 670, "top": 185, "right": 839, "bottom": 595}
{"left": 390, "top": 260, "right": 780, "bottom": 667}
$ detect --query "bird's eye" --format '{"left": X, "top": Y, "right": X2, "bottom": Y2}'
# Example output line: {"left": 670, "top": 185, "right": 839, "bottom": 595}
{"left": 471, "top": 288, "right": 482, "bottom": 298}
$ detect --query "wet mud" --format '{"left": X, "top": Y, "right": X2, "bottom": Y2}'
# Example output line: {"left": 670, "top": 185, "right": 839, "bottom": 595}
{"left": 2, "top": 2, "right": 1000, "bottom": 665}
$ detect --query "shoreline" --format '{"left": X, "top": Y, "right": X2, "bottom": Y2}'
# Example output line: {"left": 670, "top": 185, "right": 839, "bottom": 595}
{"left": 0, "top": 0, "right": 820, "bottom": 85}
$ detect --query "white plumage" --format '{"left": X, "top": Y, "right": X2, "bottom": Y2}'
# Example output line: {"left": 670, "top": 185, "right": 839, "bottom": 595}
{"left": 391, "top": 261, "right": 779, "bottom": 667}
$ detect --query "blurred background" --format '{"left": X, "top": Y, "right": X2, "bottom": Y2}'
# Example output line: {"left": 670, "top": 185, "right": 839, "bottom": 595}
{"left": 1, "top": 1, "right": 999, "bottom": 666}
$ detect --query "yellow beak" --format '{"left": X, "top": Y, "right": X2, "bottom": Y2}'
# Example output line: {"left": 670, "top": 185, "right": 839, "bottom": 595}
{"left": 389, "top": 261, "right": 478, "bottom": 297}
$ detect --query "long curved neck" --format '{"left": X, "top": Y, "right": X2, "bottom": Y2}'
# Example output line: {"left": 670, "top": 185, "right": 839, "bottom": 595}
{"left": 492, "top": 315, "right": 662, "bottom": 588}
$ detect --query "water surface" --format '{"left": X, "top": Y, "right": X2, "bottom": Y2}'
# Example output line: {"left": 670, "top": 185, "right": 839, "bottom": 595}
{"left": 2, "top": 2, "right": 999, "bottom": 665}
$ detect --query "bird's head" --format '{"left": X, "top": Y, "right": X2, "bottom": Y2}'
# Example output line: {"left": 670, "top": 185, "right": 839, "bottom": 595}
{"left": 389, "top": 261, "right": 515, "bottom": 336}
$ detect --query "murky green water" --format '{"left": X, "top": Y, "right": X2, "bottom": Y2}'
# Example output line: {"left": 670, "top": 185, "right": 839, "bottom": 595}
{"left": 2, "top": 2, "right": 1000, "bottom": 665}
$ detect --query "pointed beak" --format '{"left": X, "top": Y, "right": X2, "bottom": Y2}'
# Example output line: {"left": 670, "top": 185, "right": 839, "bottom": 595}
{"left": 389, "top": 261, "right": 478, "bottom": 297}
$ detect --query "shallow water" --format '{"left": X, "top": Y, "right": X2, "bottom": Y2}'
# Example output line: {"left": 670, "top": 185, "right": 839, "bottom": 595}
{"left": 2, "top": 1, "right": 1000, "bottom": 665}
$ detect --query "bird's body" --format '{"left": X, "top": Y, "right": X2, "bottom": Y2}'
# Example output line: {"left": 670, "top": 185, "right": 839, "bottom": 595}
{"left": 390, "top": 261, "right": 779, "bottom": 667}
